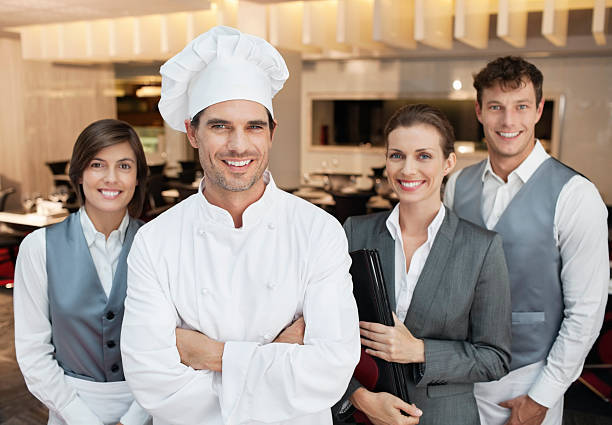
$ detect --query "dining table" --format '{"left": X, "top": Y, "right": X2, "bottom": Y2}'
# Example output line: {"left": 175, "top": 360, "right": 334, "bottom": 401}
{"left": 0, "top": 210, "right": 69, "bottom": 228}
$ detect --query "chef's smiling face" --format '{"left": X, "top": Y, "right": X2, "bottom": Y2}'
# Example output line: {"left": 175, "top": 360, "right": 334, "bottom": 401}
{"left": 186, "top": 99, "right": 275, "bottom": 198}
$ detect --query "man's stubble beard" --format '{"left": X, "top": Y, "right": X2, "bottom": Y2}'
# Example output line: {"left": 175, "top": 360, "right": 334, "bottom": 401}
{"left": 199, "top": 151, "right": 268, "bottom": 193}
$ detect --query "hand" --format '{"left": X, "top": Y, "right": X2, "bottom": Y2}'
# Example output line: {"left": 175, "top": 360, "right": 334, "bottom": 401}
{"left": 500, "top": 394, "right": 548, "bottom": 425}
{"left": 274, "top": 317, "right": 305, "bottom": 344}
{"left": 350, "top": 387, "right": 422, "bottom": 425}
{"left": 175, "top": 328, "right": 224, "bottom": 372}
{"left": 359, "top": 313, "right": 425, "bottom": 363}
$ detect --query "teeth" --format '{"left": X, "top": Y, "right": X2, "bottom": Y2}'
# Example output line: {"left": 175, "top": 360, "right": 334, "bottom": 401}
{"left": 400, "top": 181, "right": 421, "bottom": 188}
{"left": 499, "top": 131, "right": 520, "bottom": 138}
{"left": 226, "top": 160, "right": 251, "bottom": 167}
{"left": 101, "top": 190, "right": 119, "bottom": 197}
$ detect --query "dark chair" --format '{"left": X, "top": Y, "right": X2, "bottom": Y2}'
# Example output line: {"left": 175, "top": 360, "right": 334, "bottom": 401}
{"left": 143, "top": 172, "right": 172, "bottom": 219}
{"left": 0, "top": 187, "right": 15, "bottom": 211}
{"left": 178, "top": 160, "right": 200, "bottom": 183}
{"left": 330, "top": 191, "right": 375, "bottom": 224}
{"left": 45, "top": 160, "right": 69, "bottom": 175}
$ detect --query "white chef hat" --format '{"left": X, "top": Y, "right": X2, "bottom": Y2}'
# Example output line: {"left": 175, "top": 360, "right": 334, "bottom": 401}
{"left": 159, "top": 26, "right": 289, "bottom": 132}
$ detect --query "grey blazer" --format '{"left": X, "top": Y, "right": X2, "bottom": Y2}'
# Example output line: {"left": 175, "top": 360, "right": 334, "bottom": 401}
{"left": 337, "top": 207, "right": 511, "bottom": 425}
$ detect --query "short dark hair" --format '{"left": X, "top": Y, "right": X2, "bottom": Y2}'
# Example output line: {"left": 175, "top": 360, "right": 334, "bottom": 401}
{"left": 190, "top": 107, "right": 277, "bottom": 132}
{"left": 384, "top": 104, "right": 455, "bottom": 158}
{"left": 473, "top": 56, "right": 544, "bottom": 107}
{"left": 68, "top": 119, "right": 148, "bottom": 217}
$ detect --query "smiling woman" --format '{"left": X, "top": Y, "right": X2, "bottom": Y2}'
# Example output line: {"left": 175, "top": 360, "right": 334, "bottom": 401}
{"left": 13, "top": 119, "right": 152, "bottom": 425}
{"left": 335, "top": 104, "right": 512, "bottom": 425}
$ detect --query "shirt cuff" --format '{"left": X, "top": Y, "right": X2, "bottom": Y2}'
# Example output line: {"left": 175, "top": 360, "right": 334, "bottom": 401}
{"left": 220, "top": 340, "right": 259, "bottom": 423}
{"left": 58, "top": 396, "right": 104, "bottom": 425}
{"left": 527, "top": 371, "right": 567, "bottom": 408}
{"left": 119, "top": 400, "right": 151, "bottom": 425}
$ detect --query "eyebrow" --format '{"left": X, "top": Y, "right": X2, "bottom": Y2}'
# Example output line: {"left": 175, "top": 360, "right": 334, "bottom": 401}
{"left": 486, "top": 99, "right": 533, "bottom": 105}
{"left": 247, "top": 119, "right": 268, "bottom": 126}
{"left": 91, "top": 157, "right": 135, "bottom": 162}
{"left": 206, "top": 119, "right": 231, "bottom": 126}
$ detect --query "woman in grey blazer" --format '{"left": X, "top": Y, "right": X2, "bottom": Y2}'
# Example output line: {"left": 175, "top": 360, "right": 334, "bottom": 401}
{"left": 338, "top": 104, "right": 512, "bottom": 425}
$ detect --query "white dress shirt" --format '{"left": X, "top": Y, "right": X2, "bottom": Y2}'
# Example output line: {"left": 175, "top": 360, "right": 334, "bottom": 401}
{"left": 13, "top": 208, "right": 150, "bottom": 425}
{"left": 386, "top": 203, "right": 446, "bottom": 322}
{"left": 121, "top": 171, "right": 360, "bottom": 425}
{"left": 444, "top": 141, "right": 609, "bottom": 408}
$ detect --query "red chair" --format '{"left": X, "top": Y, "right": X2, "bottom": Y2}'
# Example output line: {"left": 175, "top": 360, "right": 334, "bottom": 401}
{"left": 579, "top": 299, "right": 612, "bottom": 402}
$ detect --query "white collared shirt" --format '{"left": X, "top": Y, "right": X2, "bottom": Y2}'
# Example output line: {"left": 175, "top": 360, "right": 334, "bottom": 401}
{"left": 386, "top": 203, "right": 446, "bottom": 322}
{"left": 121, "top": 171, "right": 360, "bottom": 425}
{"left": 79, "top": 207, "right": 129, "bottom": 297}
{"left": 13, "top": 211, "right": 150, "bottom": 425}
{"left": 444, "top": 141, "right": 609, "bottom": 408}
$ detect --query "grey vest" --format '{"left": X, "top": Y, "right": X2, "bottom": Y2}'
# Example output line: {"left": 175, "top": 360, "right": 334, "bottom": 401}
{"left": 46, "top": 211, "right": 142, "bottom": 382}
{"left": 453, "top": 158, "right": 576, "bottom": 370}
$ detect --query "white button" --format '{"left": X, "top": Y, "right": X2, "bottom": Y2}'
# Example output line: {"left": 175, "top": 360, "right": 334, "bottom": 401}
{"left": 198, "top": 228, "right": 206, "bottom": 236}
{"left": 264, "top": 333, "right": 273, "bottom": 340}
{"left": 266, "top": 281, "right": 276, "bottom": 289}
{"left": 267, "top": 222, "right": 275, "bottom": 230}
{"left": 201, "top": 288, "right": 209, "bottom": 295}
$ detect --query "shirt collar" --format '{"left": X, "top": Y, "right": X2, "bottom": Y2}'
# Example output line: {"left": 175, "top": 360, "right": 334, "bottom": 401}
{"left": 79, "top": 207, "right": 129, "bottom": 247}
{"left": 482, "top": 140, "right": 550, "bottom": 184}
{"left": 385, "top": 202, "right": 446, "bottom": 250}
{"left": 197, "top": 169, "right": 278, "bottom": 228}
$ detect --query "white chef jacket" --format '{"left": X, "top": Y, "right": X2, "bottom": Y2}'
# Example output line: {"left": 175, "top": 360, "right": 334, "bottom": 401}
{"left": 13, "top": 208, "right": 150, "bottom": 425}
{"left": 444, "top": 141, "right": 609, "bottom": 408}
{"left": 385, "top": 203, "right": 445, "bottom": 322}
{"left": 121, "top": 171, "right": 361, "bottom": 425}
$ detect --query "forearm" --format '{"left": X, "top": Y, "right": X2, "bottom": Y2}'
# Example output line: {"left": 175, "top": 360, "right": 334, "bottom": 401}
{"left": 417, "top": 338, "right": 510, "bottom": 386}
{"left": 220, "top": 334, "right": 359, "bottom": 423}
{"left": 121, "top": 320, "right": 219, "bottom": 424}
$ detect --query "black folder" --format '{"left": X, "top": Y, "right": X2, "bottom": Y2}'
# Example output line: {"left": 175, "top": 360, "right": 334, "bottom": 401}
{"left": 349, "top": 249, "right": 410, "bottom": 404}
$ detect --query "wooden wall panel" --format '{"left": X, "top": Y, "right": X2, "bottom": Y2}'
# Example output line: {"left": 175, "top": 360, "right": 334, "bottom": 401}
{"left": 0, "top": 33, "right": 27, "bottom": 210}
{"left": 0, "top": 32, "right": 116, "bottom": 210}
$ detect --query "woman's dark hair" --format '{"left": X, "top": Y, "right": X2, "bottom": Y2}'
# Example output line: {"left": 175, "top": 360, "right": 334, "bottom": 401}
{"left": 384, "top": 103, "right": 455, "bottom": 158}
{"left": 68, "top": 119, "right": 148, "bottom": 217}
{"left": 473, "top": 56, "right": 543, "bottom": 107}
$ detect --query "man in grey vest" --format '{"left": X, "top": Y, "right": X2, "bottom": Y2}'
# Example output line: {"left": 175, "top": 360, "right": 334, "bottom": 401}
{"left": 444, "top": 56, "right": 609, "bottom": 425}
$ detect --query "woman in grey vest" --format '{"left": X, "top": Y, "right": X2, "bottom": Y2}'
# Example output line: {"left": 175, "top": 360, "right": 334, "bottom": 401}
{"left": 14, "top": 119, "right": 151, "bottom": 425}
{"left": 334, "top": 104, "right": 512, "bottom": 425}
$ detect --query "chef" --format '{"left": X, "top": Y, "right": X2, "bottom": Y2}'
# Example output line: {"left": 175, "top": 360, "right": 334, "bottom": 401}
{"left": 120, "top": 26, "right": 360, "bottom": 425}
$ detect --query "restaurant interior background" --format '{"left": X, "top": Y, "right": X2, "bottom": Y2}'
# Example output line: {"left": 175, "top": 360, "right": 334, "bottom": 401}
{"left": 0, "top": 0, "right": 611, "bottom": 422}
{"left": 0, "top": 0, "right": 611, "bottom": 212}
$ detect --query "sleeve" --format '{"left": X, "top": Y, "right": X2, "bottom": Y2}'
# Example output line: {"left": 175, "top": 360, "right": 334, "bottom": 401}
{"left": 442, "top": 168, "right": 461, "bottom": 210}
{"left": 119, "top": 399, "right": 151, "bottom": 425}
{"left": 528, "top": 177, "right": 609, "bottom": 408}
{"left": 218, "top": 218, "right": 361, "bottom": 424}
{"left": 13, "top": 230, "right": 103, "bottom": 425}
{"left": 416, "top": 233, "right": 512, "bottom": 386}
{"left": 121, "top": 231, "right": 220, "bottom": 425}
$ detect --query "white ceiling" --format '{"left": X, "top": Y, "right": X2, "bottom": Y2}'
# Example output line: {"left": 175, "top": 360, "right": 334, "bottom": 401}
{"left": 0, "top": 0, "right": 314, "bottom": 29}
{"left": 0, "top": 0, "right": 215, "bottom": 29}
